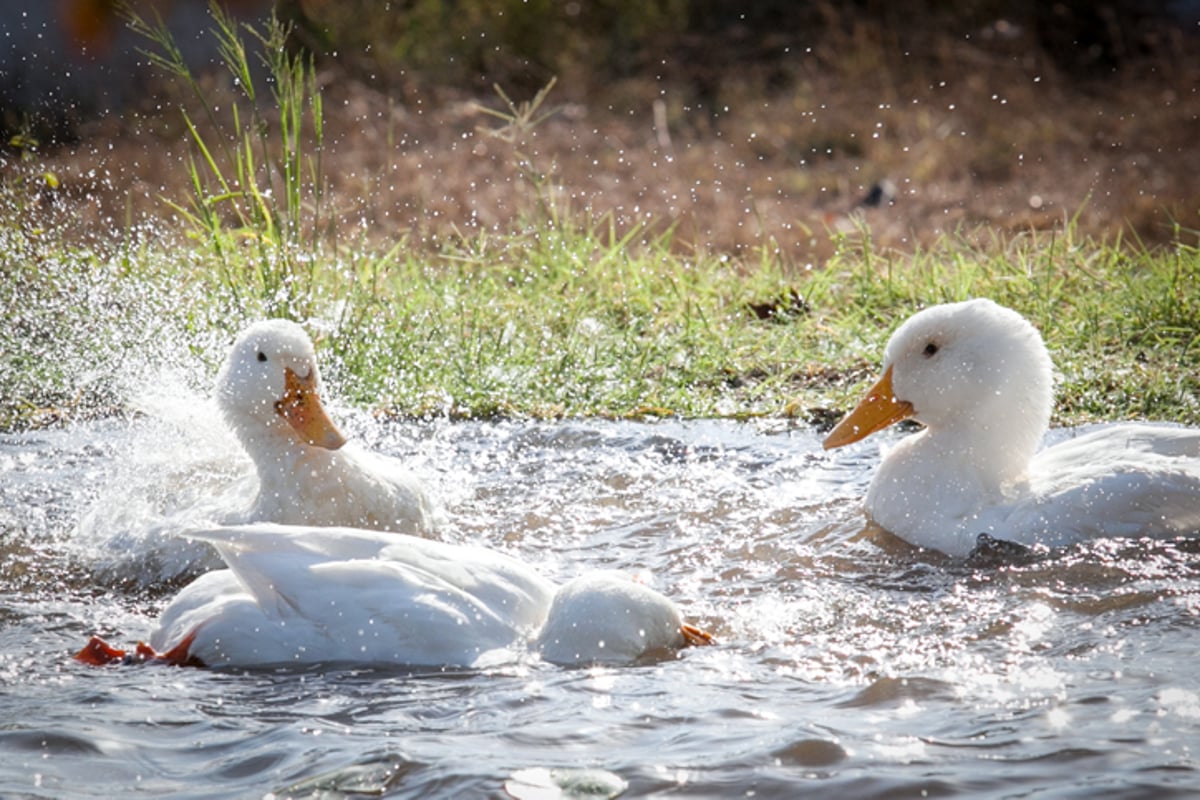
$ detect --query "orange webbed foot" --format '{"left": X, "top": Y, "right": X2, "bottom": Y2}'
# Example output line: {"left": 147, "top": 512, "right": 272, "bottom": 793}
{"left": 75, "top": 630, "right": 204, "bottom": 668}
{"left": 74, "top": 635, "right": 130, "bottom": 666}
{"left": 150, "top": 629, "right": 204, "bottom": 667}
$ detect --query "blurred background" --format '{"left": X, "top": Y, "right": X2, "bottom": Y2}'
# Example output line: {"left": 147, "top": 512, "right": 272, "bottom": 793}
{"left": 3, "top": 0, "right": 1198, "bottom": 258}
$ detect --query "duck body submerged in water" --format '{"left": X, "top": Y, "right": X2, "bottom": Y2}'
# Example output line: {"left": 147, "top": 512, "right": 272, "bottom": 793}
{"left": 824, "top": 298, "right": 1200, "bottom": 557}
{"left": 76, "top": 524, "right": 712, "bottom": 669}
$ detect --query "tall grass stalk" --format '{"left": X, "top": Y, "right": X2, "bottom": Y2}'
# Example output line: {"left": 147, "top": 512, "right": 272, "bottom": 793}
{"left": 126, "top": 2, "right": 326, "bottom": 316}
{"left": 475, "top": 78, "right": 565, "bottom": 229}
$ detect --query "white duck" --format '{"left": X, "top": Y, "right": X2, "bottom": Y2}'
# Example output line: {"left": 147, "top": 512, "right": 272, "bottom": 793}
{"left": 75, "top": 524, "right": 712, "bottom": 668}
{"left": 823, "top": 298, "right": 1200, "bottom": 557}
{"left": 215, "top": 319, "right": 438, "bottom": 536}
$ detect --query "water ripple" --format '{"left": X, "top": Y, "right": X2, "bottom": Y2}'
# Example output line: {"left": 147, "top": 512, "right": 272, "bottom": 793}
{"left": 0, "top": 418, "right": 1198, "bottom": 797}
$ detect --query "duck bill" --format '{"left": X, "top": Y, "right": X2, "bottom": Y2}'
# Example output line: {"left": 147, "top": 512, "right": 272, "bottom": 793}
{"left": 822, "top": 365, "right": 915, "bottom": 450}
{"left": 682, "top": 623, "right": 715, "bottom": 647}
{"left": 275, "top": 368, "right": 347, "bottom": 450}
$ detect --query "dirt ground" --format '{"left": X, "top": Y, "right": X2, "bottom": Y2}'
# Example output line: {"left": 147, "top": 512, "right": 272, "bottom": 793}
{"left": 7, "top": 11, "right": 1200, "bottom": 263}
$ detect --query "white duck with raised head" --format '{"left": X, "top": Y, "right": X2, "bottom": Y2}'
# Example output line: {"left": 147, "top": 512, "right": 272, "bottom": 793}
{"left": 216, "top": 319, "right": 438, "bottom": 536}
{"left": 823, "top": 298, "right": 1200, "bottom": 557}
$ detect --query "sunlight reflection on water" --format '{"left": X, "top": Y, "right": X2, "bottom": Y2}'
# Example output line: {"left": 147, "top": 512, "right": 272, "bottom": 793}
{"left": 1, "top": 411, "right": 1199, "bottom": 797}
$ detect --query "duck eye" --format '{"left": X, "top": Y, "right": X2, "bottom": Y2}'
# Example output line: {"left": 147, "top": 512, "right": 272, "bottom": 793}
{"left": 923, "top": 342, "right": 939, "bottom": 357}
{"left": 256, "top": 351, "right": 268, "bottom": 363}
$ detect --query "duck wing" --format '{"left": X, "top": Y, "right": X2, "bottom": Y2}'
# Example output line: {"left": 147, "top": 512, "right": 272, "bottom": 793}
{"left": 171, "top": 524, "right": 556, "bottom": 666}
{"left": 1012, "top": 424, "right": 1200, "bottom": 545}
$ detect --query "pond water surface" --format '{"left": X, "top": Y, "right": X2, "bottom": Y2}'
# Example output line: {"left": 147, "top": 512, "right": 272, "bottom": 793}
{"left": 2, "top": 396, "right": 1199, "bottom": 798}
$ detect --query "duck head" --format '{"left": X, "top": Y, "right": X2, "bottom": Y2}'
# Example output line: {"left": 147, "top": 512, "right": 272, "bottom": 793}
{"left": 215, "top": 320, "right": 346, "bottom": 452}
{"left": 823, "top": 299, "right": 1053, "bottom": 475}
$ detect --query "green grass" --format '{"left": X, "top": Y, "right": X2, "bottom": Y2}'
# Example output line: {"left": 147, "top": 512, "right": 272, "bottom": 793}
{"left": 3, "top": 202, "right": 1198, "bottom": 431}
{"left": 1, "top": 8, "right": 1197, "bottom": 432}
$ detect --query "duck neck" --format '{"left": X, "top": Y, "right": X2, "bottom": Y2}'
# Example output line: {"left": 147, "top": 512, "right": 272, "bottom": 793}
{"left": 239, "top": 427, "right": 335, "bottom": 497}
{"left": 926, "top": 407, "right": 1044, "bottom": 491}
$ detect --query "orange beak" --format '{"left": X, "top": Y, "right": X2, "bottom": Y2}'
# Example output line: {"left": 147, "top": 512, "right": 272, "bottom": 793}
{"left": 274, "top": 368, "right": 347, "bottom": 450}
{"left": 682, "top": 623, "right": 715, "bottom": 647}
{"left": 822, "top": 365, "right": 915, "bottom": 450}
